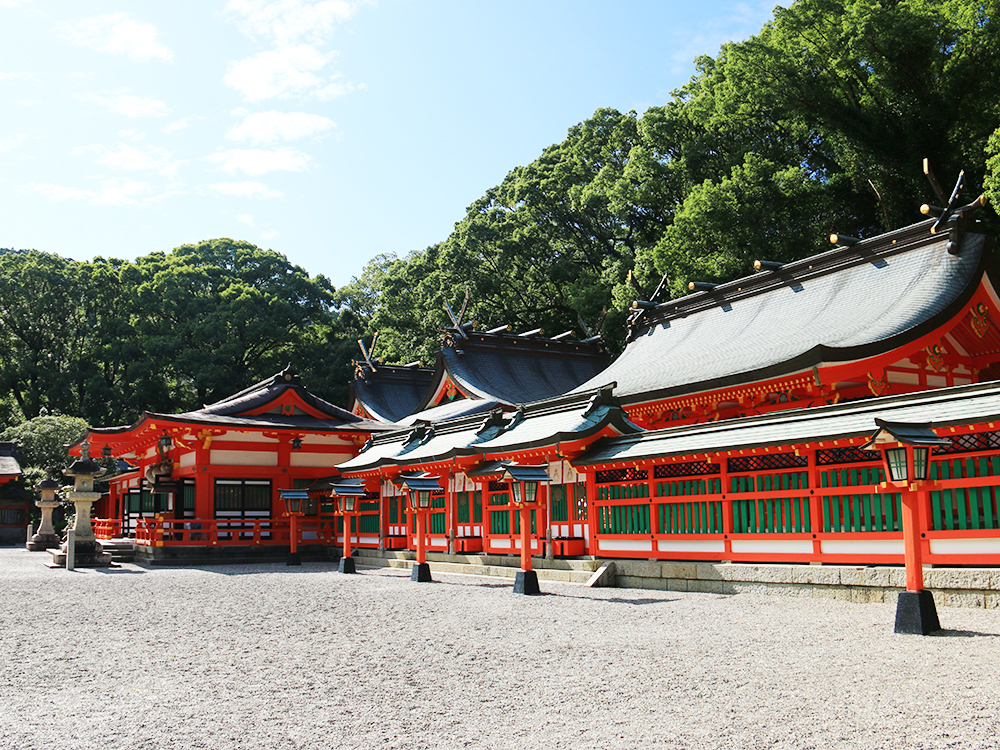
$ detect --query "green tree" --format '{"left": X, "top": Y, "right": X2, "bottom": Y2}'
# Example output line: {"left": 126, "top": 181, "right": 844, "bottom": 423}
{"left": 0, "top": 414, "right": 88, "bottom": 471}
{"left": 130, "top": 239, "right": 339, "bottom": 408}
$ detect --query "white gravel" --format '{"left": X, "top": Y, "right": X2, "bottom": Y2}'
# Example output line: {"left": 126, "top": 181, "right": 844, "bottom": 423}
{"left": 2, "top": 547, "right": 999, "bottom": 750}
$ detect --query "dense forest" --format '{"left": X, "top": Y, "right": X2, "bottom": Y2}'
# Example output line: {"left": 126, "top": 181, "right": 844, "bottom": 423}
{"left": 4, "top": 0, "right": 1000, "bottom": 440}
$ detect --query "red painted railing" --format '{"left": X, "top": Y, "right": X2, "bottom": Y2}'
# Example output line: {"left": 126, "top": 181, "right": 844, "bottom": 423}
{"left": 132, "top": 516, "right": 375, "bottom": 548}
{"left": 92, "top": 518, "right": 122, "bottom": 540}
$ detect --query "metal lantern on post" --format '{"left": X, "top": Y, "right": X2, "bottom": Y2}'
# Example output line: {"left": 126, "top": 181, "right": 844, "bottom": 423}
{"left": 331, "top": 481, "right": 366, "bottom": 574}
{"left": 500, "top": 463, "right": 552, "bottom": 595}
{"left": 278, "top": 489, "right": 309, "bottom": 566}
{"left": 400, "top": 474, "right": 443, "bottom": 583}
{"left": 862, "top": 419, "right": 951, "bottom": 634}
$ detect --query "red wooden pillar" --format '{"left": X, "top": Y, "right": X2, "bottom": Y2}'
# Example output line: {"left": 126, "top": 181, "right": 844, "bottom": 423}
{"left": 446, "top": 470, "right": 455, "bottom": 555}
{"left": 806, "top": 447, "right": 823, "bottom": 559}
{"left": 719, "top": 455, "right": 733, "bottom": 557}
{"left": 648, "top": 466, "right": 660, "bottom": 551}
{"left": 586, "top": 469, "right": 599, "bottom": 554}
{"left": 519, "top": 506, "right": 532, "bottom": 572}
{"left": 901, "top": 487, "right": 925, "bottom": 591}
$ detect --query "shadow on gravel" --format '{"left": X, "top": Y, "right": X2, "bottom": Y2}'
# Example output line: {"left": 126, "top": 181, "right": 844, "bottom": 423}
{"left": 930, "top": 629, "right": 1000, "bottom": 638}
{"left": 553, "top": 593, "right": 679, "bottom": 605}
{"left": 94, "top": 567, "right": 146, "bottom": 575}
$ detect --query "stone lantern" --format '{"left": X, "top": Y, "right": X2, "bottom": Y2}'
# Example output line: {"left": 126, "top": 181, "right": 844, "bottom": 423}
{"left": 26, "top": 470, "right": 62, "bottom": 551}
{"left": 49, "top": 441, "right": 112, "bottom": 568}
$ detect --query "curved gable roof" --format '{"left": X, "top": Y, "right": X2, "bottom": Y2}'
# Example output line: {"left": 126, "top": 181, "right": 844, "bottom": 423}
{"left": 574, "top": 219, "right": 991, "bottom": 405}
{"left": 348, "top": 363, "right": 436, "bottom": 423}
{"left": 418, "top": 331, "right": 609, "bottom": 410}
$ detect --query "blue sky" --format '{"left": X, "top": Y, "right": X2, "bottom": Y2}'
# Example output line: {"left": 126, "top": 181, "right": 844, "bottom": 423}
{"left": 1, "top": 0, "right": 778, "bottom": 288}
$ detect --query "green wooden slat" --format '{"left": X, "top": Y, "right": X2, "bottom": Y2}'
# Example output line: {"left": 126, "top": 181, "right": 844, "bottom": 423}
{"left": 985, "top": 487, "right": 996, "bottom": 530}
{"left": 992, "top": 457, "right": 1000, "bottom": 477}
{"left": 973, "top": 486, "right": 984, "bottom": 529}
{"left": 957, "top": 488, "right": 969, "bottom": 530}
{"left": 965, "top": 458, "right": 975, "bottom": 480}
{"left": 980, "top": 457, "right": 989, "bottom": 478}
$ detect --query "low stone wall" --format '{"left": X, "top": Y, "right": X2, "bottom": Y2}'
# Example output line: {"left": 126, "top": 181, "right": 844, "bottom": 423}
{"left": 610, "top": 560, "right": 1000, "bottom": 609}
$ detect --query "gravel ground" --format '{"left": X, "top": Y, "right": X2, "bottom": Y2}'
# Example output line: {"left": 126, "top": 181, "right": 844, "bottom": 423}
{"left": 2, "top": 547, "right": 999, "bottom": 750}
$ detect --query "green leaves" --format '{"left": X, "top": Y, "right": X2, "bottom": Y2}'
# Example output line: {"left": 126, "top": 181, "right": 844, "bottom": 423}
{"left": 0, "top": 240, "right": 340, "bottom": 427}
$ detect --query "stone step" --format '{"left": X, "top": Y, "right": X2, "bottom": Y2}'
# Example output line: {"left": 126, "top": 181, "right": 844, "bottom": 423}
{"left": 353, "top": 552, "right": 598, "bottom": 584}
{"left": 99, "top": 540, "right": 136, "bottom": 563}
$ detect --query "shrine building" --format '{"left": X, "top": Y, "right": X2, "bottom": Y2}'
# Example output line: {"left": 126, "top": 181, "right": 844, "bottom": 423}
{"left": 80, "top": 198, "right": 1000, "bottom": 571}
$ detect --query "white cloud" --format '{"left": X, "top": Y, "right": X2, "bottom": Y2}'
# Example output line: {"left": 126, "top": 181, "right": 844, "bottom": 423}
{"left": 0, "top": 0, "right": 33, "bottom": 7}
{"left": 77, "top": 143, "right": 184, "bottom": 178}
{"left": 25, "top": 178, "right": 155, "bottom": 207}
{"left": 261, "top": 230, "right": 279, "bottom": 240}
{"left": 223, "top": 0, "right": 366, "bottom": 101}
{"left": 226, "top": 0, "right": 362, "bottom": 47}
{"left": 207, "top": 147, "right": 311, "bottom": 176}
{"left": 237, "top": 213, "right": 255, "bottom": 227}
{"left": 118, "top": 129, "right": 146, "bottom": 141}
{"left": 0, "top": 72, "right": 35, "bottom": 82}
{"left": 206, "top": 181, "right": 283, "bottom": 199}
{"left": 163, "top": 118, "right": 193, "bottom": 134}
{"left": 226, "top": 110, "right": 335, "bottom": 144}
{"left": 0, "top": 135, "right": 27, "bottom": 153}
{"left": 60, "top": 13, "right": 174, "bottom": 63}
{"left": 224, "top": 45, "right": 349, "bottom": 102}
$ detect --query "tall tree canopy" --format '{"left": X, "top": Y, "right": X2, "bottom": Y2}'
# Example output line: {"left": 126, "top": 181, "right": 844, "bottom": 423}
{"left": 0, "top": 240, "right": 340, "bottom": 428}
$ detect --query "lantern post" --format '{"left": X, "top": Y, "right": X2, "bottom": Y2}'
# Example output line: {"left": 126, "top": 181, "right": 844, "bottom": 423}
{"left": 501, "top": 463, "right": 552, "bottom": 595}
{"left": 26, "top": 470, "right": 62, "bottom": 551}
{"left": 51, "top": 442, "right": 112, "bottom": 567}
{"left": 400, "top": 474, "right": 442, "bottom": 583}
{"left": 862, "top": 419, "right": 950, "bottom": 634}
{"left": 279, "top": 489, "right": 309, "bottom": 566}
{"left": 331, "top": 481, "right": 366, "bottom": 574}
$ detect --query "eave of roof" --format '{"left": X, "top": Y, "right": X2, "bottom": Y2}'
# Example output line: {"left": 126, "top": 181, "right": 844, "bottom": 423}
{"left": 338, "top": 384, "right": 639, "bottom": 473}
{"left": 572, "top": 379, "right": 1000, "bottom": 467}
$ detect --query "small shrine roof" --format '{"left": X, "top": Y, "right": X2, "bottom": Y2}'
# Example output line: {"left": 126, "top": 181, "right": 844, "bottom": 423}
{"left": 0, "top": 442, "right": 21, "bottom": 478}
{"left": 573, "top": 217, "right": 992, "bottom": 404}
{"left": 395, "top": 398, "right": 499, "bottom": 426}
{"left": 573, "top": 379, "right": 1000, "bottom": 466}
{"left": 348, "top": 362, "right": 436, "bottom": 423}
{"left": 82, "top": 367, "right": 393, "bottom": 449}
{"left": 338, "top": 385, "right": 640, "bottom": 473}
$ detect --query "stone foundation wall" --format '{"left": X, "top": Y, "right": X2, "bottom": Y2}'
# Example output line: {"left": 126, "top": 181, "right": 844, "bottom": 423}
{"left": 610, "top": 561, "right": 1000, "bottom": 609}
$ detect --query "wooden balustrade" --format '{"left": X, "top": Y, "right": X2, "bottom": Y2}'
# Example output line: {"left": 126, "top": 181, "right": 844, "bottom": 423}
{"left": 92, "top": 518, "right": 123, "bottom": 540}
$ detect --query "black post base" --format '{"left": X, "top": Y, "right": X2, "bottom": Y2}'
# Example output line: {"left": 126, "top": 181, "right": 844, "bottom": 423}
{"left": 895, "top": 590, "right": 940, "bottom": 635}
{"left": 338, "top": 556, "right": 356, "bottom": 574}
{"left": 286, "top": 551, "right": 301, "bottom": 566}
{"left": 514, "top": 570, "right": 540, "bottom": 595}
{"left": 411, "top": 562, "right": 432, "bottom": 582}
